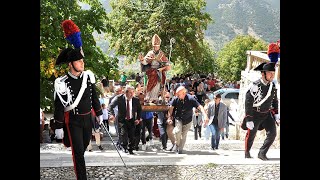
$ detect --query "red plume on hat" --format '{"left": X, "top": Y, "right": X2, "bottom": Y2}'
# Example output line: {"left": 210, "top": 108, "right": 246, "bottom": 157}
{"left": 55, "top": 20, "right": 84, "bottom": 66}
{"left": 61, "top": 20, "right": 83, "bottom": 49}
{"left": 267, "top": 42, "right": 280, "bottom": 63}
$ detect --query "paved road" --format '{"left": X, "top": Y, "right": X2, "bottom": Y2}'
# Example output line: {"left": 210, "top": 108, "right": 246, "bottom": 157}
{"left": 40, "top": 125, "right": 280, "bottom": 167}
{"left": 40, "top": 124, "right": 280, "bottom": 179}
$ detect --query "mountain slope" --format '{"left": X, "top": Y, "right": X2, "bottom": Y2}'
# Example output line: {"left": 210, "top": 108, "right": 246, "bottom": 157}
{"left": 204, "top": 0, "right": 280, "bottom": 50}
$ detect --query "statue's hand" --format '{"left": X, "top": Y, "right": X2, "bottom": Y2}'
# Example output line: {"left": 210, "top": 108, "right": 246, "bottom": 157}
{"left": 138, "top": 54, "right": 144, "bottom": 61}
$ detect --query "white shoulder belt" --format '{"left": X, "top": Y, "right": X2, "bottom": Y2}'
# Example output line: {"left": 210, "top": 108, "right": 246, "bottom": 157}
{"left": 251, "top": 82, "right": 273, "bottom": 107}
{"left": 54, "top": 70, "right": 94, "bottom": 112}
{"left": 64, "top": 71, "right": 89, "bottom": 112}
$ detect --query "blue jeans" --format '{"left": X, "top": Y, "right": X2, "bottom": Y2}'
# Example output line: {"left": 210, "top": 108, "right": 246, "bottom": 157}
{"left": 141, "top": 118, "right": 153, "bottom": 144}
{"left": 221, "top": 124, "right": 229, "bottom": 139}
{"left": 208, "top": 124, "right": 221, "bottom": 149}
{"left": 158, "top": 123, "right": 167, "bottom": 148}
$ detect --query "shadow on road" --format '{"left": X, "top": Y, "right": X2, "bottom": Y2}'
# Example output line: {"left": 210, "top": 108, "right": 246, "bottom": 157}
{"left": 183, "top": 150, "right": 219, "bottom": 155}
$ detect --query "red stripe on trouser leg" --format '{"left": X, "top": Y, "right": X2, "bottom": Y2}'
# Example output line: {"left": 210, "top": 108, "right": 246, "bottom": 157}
{"left": 64, "top": 112, "right": 78, "bottom": 180}
{"left": 245, "top": 129, "right": 250, "bottom": 152}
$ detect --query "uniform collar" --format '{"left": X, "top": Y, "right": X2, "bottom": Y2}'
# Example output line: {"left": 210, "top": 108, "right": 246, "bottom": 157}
{"left": 68, "top": 71, "right": 84, "bottom": 79}
{"left": 260, "top": 78, "right": 269, "bottom": 86}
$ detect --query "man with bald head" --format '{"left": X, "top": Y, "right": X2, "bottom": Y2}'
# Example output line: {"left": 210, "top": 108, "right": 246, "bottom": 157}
{"left": 167, "top": 86, "right": 209, "bottom": 154}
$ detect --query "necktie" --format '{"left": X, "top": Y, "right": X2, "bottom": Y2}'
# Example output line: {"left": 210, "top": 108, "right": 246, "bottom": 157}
{"left": 126, "top": 99, "right": 130, "bottom": 120}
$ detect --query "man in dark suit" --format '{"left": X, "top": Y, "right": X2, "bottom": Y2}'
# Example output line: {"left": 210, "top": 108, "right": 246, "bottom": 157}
{"left": 108, "top": 85, "right": 142, "bottom": 154}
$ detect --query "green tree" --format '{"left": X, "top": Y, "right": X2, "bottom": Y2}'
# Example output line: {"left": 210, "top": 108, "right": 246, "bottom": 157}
{"left": 40, "top": 0, "right": 116, "bottom": 111}
{"left": 216, "top": 35, "right": 267, "bottom": 82}
{"left": 106, "top": 0, "right": 213, "bottom": 68}
{"left": 171, "top": 41, "right": 216, "bottom": 75}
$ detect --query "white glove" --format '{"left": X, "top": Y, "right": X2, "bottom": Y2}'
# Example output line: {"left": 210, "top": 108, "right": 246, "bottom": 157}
{"left": 274, "top": 114, "right": 280, "bottom": 124}
{"left": 246, "top": 121, "right": 254, "bottom": 130}
{"left": 98, "top": 115, "right": 104, "bottom": 125}
{"left": 55, "top": 128, "right": 64, "bottom": 139}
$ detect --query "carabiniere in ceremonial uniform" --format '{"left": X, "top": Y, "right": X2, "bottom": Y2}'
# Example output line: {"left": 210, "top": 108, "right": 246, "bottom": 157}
{"left": 54, "top": 47, "right": 102, "bottom": 180}
{"left": 241, "top": 62, "right": 280, "bottom": 161}
{"left": 53, "top": 19, "right": 103, "bottom": 180}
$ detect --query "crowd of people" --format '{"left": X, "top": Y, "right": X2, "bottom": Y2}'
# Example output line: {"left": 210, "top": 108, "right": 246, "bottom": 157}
{"left": 40, "top": 22, "right": 280, "bottom": 180}
{"left": 96, "top": 84, "right": 209, "bottom": 154}
{"left": 97, "top": 62, "right": 279, "bottom": 159}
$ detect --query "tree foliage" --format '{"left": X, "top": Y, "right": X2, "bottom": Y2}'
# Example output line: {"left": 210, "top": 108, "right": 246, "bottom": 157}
{"left": 216, "top": 35, "right": 267, "bottom": 82}
{"left": 40, "top": 0, "right": 115, "bottom": 111}
{"left": 171, "top": 41, "right": 216, "bottom": 75}
{"left": 106, "top": 0, "right": 214, "bottom": 71}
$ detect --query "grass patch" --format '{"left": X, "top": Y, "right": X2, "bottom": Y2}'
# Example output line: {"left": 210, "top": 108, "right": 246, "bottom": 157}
{"left": 206, "top": 163, "right": 218, "bottom": 168}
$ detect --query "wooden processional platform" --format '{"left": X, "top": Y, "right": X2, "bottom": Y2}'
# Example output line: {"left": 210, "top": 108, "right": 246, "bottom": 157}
{"left": 141, "top": 105, "right": 169, "bottom": 112}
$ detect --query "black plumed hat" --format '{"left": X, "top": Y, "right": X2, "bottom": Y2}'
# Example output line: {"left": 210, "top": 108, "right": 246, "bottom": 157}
{"left": 56, "top": 48, "right": 84, "bottom": 66}
{"left": 254, "top": 62, "right": 276, "bottom": 72}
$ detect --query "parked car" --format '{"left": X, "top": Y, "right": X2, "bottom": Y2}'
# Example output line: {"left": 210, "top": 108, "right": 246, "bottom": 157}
{"left": 207, "top": 88, "right": 240, "bottom": 108}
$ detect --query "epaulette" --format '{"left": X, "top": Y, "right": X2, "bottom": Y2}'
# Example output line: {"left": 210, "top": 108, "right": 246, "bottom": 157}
{"left": 54, "top": 75, "right": 69, "bottom": 101}
{"left": 246, "top": 82, "right": 254, "bottom": 92}
{"left": 85, "top": 70, "right": 95, "bottom": 83}
{"left": 57, "top": 75, "right": 68, "bottom": 83}
{"left": 253, "top": 79, "right": 260, "bottom": 85}
{"left": 54, "top": 75, "right": 68, "bottom": 88}
{"left": 248, "top": 81, "right": 260, "bottom": 99}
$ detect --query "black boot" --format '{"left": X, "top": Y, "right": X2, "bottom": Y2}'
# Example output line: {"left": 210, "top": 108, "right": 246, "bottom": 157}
{"left": 258, "top": 152, "right": 269, "bottom": 161}
{"left": 245, "top": 151, "right": 252, "bottom": 158}
{"left": 128, "top": 149, "right": 134, "bottom": 155}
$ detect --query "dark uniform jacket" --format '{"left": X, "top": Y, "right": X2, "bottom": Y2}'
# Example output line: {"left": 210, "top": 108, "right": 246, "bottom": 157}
{"left": 242, "top": 79, "right": 278, "bottom": 130}
{"left": 245, "top": 79, "right": 278, "bottom": 115}
{"left": 54, "top": 71, "right": 102, "bottom": 128}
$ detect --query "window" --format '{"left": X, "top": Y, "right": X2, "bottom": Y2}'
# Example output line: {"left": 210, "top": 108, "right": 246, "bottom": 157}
{"left": 225, "top": 92, "right": 239, "bottom": 99}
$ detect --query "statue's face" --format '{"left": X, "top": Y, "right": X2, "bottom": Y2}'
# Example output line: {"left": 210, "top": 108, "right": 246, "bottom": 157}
{"left": 153, "top": 46, "right": 160, "bottom": 51}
